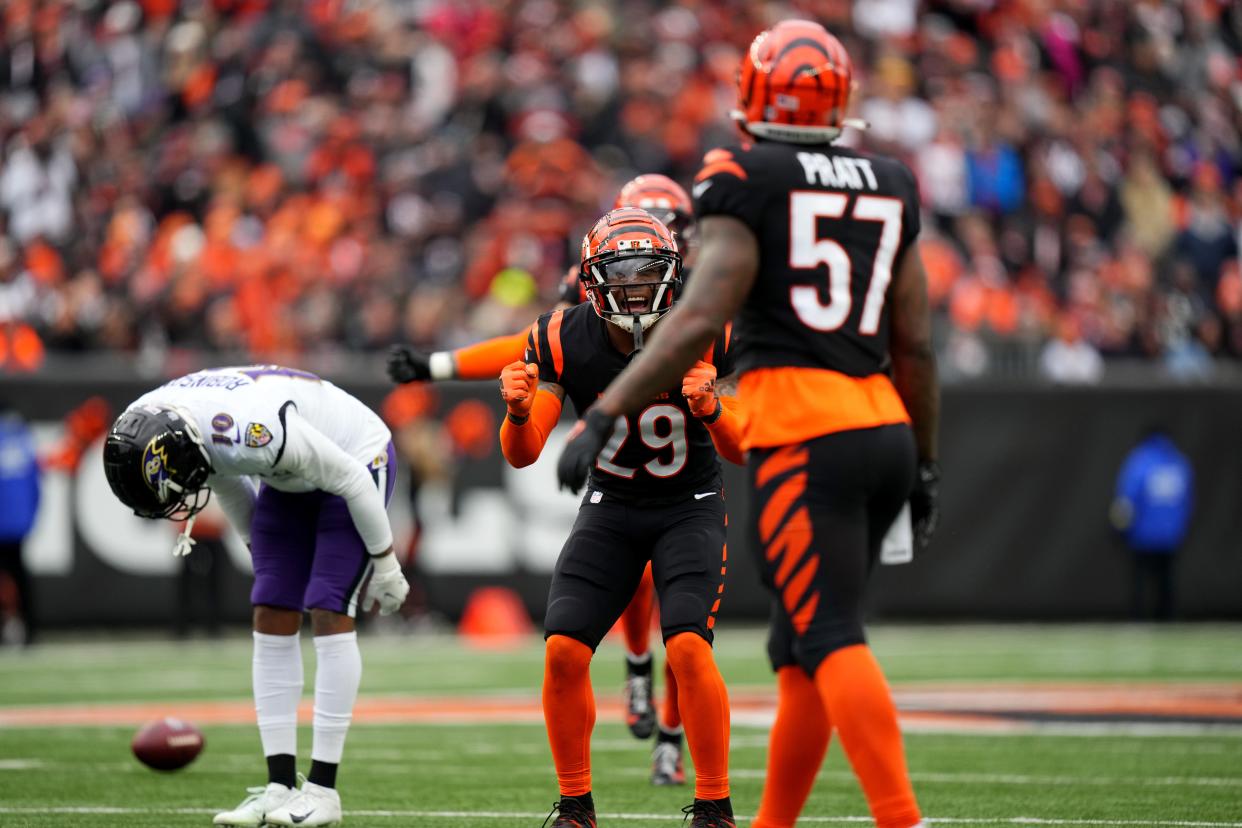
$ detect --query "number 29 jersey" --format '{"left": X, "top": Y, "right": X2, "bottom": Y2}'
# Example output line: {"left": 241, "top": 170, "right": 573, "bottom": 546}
{"left": 526, "top": 302, "right": 734, "bottom": 502}
{"left": 693, "top": 140, "right": 921, "bottom": 448}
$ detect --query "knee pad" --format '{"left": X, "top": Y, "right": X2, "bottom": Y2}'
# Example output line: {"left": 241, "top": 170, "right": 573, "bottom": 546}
{"left": 664, "top": 630, "right": 712, "bottom": 675}
{"left": 544, "top": 594, "right": 599, "bottom": 643}
{"left": 545, "top": 634, "right": 593, "bottom": 682}
{"left": 657, "top": 589, "right": 712, "bottom": 639}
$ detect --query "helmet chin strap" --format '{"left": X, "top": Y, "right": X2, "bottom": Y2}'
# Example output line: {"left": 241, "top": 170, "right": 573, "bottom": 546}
{"left": 631, "top": 316, "right": 644, "bottom": 351}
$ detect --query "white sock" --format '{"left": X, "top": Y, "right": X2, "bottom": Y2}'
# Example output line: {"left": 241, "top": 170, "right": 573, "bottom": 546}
{"left": 626, "top": 650, "right": 653, "bottom": 667}
{"left": 253, "top": 631, "right": 303, "bottom": 757}
{"left": 311, "top": 631, "right": 361, "bottom": 765}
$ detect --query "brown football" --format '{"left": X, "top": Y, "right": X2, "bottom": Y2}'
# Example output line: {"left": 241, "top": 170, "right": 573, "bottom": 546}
{"left": 131, "top": 717, "right": 205, "bottom": 771}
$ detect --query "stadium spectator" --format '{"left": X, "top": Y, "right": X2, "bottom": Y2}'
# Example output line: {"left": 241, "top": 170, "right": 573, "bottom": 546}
{"left": 0, "top": 397, "right": 40, "bottom": 646}
{"left": 1110, "top": 429, "right": 1194, "bottom": 621}
{"left": 0, "top": 0, "right": 1237, "bottom": 379}
{"left": 1040, "top": 314, "right": 1104, "bottom": 384}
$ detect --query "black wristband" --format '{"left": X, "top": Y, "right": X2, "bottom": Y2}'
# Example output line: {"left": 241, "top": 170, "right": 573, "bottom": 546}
{"left": 507, "top": 411, "right": 530, "bottom": 426}
{"left": 701, "top": 399, "right": 724, "bottom": 425}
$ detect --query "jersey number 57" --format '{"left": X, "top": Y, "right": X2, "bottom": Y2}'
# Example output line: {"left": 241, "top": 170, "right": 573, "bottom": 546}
{"left": 788, "top": 192, "right": 903, "bottom": 335}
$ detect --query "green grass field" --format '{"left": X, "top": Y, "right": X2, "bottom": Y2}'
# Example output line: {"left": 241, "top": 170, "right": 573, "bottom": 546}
{"left": 1, "top": 625, "right": 1240, "bottom": 828}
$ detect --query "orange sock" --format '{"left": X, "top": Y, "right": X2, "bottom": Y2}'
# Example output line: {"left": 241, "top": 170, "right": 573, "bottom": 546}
{"left": 543, "top": 635, "right": 596, "bottom": 796}
{"left": 752, "top": 667, "right": 831, "bottom": 828}
{"left": 620, "top": 565, "right": 655, "bottom": 657}
{"left": 815, "top": 645, "right": 920, "bottom": 828}
{"left": 453, "top": 331, "right": 529, "bottom": 380}
{"left": 660, "top": 658, "right": 681, "bottom": 730}
{"left": 665, "top": 632, "right": 730, "bottom": 800}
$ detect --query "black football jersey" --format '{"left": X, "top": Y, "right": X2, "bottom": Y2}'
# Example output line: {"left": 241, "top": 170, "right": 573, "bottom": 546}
{"left": 526, "top": 302, "right": 734, "bottom": 502}
{"left": 693, "top": 141, "right": 921, "bottom": 378}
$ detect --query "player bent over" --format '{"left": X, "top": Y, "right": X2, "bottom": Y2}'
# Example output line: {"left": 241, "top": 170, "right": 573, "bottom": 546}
{"left": 500, "top": 209, "right": 745, "bottom": 828}
{"left": 559, "top": 20, "right": 940, "bottom": 828}
{"left": 103, "top": 365, "right": 410, "bottom": 828}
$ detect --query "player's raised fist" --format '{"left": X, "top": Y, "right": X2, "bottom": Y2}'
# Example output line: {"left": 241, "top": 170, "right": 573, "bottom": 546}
{"left": 500, "top": 361, "right": 538, "bottom": 417}
{"left": 681, "top": 360, "right": 718, "bottom": 419}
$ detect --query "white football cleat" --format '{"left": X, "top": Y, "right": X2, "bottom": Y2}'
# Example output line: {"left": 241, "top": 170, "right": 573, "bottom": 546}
{"left": 213, "top": 782, "right": 295, "bottom": 826}
{"left": 264, "top": 780, "right": 343, "bottom": 827}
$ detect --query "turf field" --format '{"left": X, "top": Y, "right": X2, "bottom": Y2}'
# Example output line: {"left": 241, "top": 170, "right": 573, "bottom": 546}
{"left": 1, "top": 624, "right": 1240, "bottom": 828}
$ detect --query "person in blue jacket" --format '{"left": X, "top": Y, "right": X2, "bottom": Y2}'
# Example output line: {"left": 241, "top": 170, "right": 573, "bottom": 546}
{"left": 1110, "top": 428, "right": 1194, "bottom": 620}
{"left": 0, "top": 397, "right": 41, "bottom": 646}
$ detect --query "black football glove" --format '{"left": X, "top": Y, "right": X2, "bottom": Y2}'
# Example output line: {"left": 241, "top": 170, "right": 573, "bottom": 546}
{"left": 387, "top": 345, "right": 432, "bottom": 383}
{"left": 556, "top": 408, "right": 616, "bottom": 494}
{"left": 910, "top": 460, "right": 940, "bottom": 551}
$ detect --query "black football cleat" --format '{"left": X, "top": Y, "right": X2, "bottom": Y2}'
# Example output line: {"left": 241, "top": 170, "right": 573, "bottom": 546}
{"left": 681, "top": 800, "right": 736, "bottom": 828}
{"left": 623, "top": 669, "right": 655, "bottom": 739}
{"left": 543, "top": 798, "right": 597, "bottom": 828}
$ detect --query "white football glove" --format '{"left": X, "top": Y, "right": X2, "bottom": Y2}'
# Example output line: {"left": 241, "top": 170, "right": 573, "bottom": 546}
{"left": 362, "top": 551, "right": 410, "bottom": 615}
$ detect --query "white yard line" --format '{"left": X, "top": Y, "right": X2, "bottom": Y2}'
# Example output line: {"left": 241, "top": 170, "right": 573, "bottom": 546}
{"left": 0, "top": 807, "right": 1240, "bottom": 827}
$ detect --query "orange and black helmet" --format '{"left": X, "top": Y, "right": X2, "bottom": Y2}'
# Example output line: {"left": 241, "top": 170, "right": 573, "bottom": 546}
{"left": 580, "top": 207, "right": 682, "bottom": 347}
{"left": 614, "top": 174, "right": 694, "bottom": 240}
{"left": 734, "top": 19, "right": 854, "bottom": 144}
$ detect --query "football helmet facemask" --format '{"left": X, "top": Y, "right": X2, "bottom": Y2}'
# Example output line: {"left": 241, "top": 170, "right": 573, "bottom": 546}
{"left": 103, "top": 404, "right": 213, "bottom": 520}
{"left": 580, "top": 207, "right": 682, "bottom": 350}
{"left": 733, "top": 19, "right": 857, "bottom": 145}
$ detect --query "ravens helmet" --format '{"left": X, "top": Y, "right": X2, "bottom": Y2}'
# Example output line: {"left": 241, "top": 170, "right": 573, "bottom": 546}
{"left": 103, "top": 405, "right": 213, "bottom": 520}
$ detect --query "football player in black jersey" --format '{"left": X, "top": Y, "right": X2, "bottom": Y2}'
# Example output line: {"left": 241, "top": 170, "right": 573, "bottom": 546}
{"left": 499, "top": 208, "right": 744, "bottom": 828}
{"left": 558, "top": 20, "right": 939, "bottom": 828}
{"left": 389, "top": 175, "right": 700, "bottom": 784}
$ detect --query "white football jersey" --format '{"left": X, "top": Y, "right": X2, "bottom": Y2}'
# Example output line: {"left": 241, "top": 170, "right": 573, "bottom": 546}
{"left": 129, "top": 366, "right": 394, "bottom": 552}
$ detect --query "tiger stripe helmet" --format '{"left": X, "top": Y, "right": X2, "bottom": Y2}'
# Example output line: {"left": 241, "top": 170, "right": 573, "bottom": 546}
{"left": 734, "top": 19, "right": 854, "bottom": 145}
{"left": 580, "top": 207, "right": 682, "bottom": 347}
{"left": 614, "top": 174, "right": 693, "bottom": 236}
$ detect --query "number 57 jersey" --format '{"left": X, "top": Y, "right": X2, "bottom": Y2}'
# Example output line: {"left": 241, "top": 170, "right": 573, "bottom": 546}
{"left": 693, "top": 141, "right": 921, "bottom": 449}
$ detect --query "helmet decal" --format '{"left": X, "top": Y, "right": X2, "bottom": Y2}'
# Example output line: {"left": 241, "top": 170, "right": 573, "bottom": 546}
{"left": 142, "top": 438, "right": 172, "bottom": 500}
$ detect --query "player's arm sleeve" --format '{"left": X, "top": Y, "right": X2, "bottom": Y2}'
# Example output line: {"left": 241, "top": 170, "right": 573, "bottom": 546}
{"left": 705, "top": 395, "right": 747, "bottom": 466}
{"left": 277, "top": 408, "right": 393, "bottom": 554}
{"left": 692, "top": 148, "right": 764, "bottom": 228}
{"left": 451, "top": 331, "right": 530, "bottom": 381}
{"left": 210, "top": 474, "right": 259, "bottom": 543}
{"left": 499, "top": 386, "right": 564, "bottom": 468}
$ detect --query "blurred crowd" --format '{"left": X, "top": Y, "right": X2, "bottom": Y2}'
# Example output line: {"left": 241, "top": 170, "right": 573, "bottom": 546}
{"left": 0, "top": 0, "right": 1240, "bottom": 382}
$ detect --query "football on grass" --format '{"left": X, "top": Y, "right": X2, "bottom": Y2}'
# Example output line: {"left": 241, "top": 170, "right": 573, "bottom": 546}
{"left": 131, "top": 717, "right": 205, "bottom": 771}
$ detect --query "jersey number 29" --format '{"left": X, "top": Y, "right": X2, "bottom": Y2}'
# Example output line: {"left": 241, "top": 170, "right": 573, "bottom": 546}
{"left": 788, "top": 191, "right": 903, "bottom": 335}
{"left": 596, "top": 405, "right": 687, "bottom": 479}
